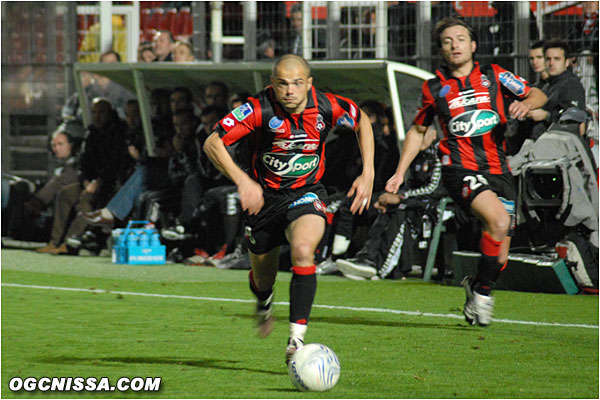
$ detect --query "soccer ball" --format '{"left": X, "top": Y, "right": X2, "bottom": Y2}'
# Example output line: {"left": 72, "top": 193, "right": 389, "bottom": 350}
{"left": 287, "top": 343, "right": 340, "bottom": 392}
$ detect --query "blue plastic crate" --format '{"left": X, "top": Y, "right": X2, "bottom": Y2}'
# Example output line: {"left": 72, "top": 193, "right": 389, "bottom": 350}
{"left": 112, "top": 220, "right": 165, "bottom": 265}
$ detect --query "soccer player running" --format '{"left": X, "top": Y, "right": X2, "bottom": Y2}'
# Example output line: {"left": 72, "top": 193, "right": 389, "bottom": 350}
{"left": 204, "top": 54, "right": 374, "bottom": 361}
{"left": 386, "top": 18, "right": 547, "bottom": 326}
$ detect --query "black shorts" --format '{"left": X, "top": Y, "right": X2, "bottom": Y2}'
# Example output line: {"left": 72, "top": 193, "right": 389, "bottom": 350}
{"left": 244, "top": 183, "right": 328, "bottom": 254}
{"left": 441, "top": 166, "right": 516, "bottom": 234}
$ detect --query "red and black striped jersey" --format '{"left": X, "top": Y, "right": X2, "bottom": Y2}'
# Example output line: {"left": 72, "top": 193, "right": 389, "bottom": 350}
{"left": 215, "top": 85, "right": 361, "bottom": 190}
{"left": 414, "top": 62, "right": 532, "bottom": 174}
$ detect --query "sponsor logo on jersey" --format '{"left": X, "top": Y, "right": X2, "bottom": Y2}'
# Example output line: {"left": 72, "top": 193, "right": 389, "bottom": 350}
{"left": 221, "top": 117, "right": 236, "bottom": 128}
{"left": 289, "top": 192, "right": 319, "bottom": 208}
{"left": 262, "top": 153, "right": 320, "bottom": 177}
{"left": 480, "top": 74, "right": 491, "bottom": 88}
{"left": 439, "top": 85, "right": 451, "bottom": 97}
{"left": 336, "top": 112, "right": 355, "bottom": 128}
{"left": 232, "top": 103, "right": 253, "bottom": 121}
{"left": 274, "top": 138, "right": 320, "bottom": 151}
{"left": 313, "top": 199, "right": 325, "bottom": 213}
{"left": 315, "top": 114, "right": 325, "bottom": 131}
{"left": 448, "top": 92, "right": 491, "bottom": 109}
{"left": 350, "top": 104, "right": 357, "bottom": 118}
{"left": 268, "top": 116, "right": 285, "bottom": 130}
{"left": 498, "top": 71, "right": 525, "bottom": 96}
{"left": 448, "top": 110, "right": 499, "bottom": 137}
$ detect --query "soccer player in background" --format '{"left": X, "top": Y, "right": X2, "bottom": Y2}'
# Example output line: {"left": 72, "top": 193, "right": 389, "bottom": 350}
{"left": 204, "top": 54, "right": 375, "bottom": 362}
{"left": 386, "top": 18, "right": 547, "bottom": 326}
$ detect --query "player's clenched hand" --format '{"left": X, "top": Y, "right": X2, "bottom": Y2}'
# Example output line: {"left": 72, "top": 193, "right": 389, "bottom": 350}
{"left": 374, "top": 192, "right": 401, "bottom": 213}
{"left": 238, "top": 177, "right": 264, "bottom": 215}
{"left": 347, "top": 173, "right": 373, "bottom": 215}
{"left": 385, "top": 173, "right": 404, "bottom": 194}
{"left": 508, "top": 100, "right": 532, "bottom": 121}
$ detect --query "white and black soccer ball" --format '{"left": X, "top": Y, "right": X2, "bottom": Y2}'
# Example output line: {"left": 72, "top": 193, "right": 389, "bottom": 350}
{"left": 287, "top": 343, "right": 340, "bottom": 392}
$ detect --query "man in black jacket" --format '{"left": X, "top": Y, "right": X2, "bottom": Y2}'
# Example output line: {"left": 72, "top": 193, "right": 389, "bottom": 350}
{"left": 527, "top": 40, "right": 586, "bottom": 137}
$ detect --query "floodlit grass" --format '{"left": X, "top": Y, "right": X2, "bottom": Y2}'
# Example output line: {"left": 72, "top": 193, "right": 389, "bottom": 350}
{"left": 1, "top": 249, "right": 598, "bottom": 398}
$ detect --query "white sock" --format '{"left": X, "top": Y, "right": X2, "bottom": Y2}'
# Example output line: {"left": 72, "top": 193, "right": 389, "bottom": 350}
{"left": 332, "top": 234, "right": 351, "bottom": 256}
{"left": 101, "top": 208, "right": 113, "bottom": 219}
{"left": 289, "top": 322, "right": 307, "bottom": 342}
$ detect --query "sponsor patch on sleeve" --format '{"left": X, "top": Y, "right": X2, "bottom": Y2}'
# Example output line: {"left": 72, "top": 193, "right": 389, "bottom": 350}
{"left": 498, "top": 71, "right": 526, "bottom": 96}
{"left": 336, "top": 112, "right": 355, "bottom": 128}
{"left": 232, "top": 103, "right": 253, "bottom": 121}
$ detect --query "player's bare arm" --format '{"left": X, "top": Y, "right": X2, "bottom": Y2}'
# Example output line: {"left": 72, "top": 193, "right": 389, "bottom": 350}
{"left": 385, "top": 124, "right": 428, "bottom": 193}
{"left": 508, "top": 87, "right": 547, "bottom": 120}
{"left": 204, "top": 132, "right": 264, "bottom": 215}
{"left": 347, "top": 108, "right": 375, "bottom": 215}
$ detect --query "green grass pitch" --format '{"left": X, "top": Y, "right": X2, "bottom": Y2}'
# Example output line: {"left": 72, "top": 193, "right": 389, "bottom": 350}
{"left": 1, "top": 249, "right": 598, "bottom": 398}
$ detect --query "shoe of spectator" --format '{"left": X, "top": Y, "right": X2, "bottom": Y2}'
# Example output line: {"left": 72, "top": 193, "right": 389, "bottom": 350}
{"left": 285, "top": 337, "right": 304, "bottom": 365}
{"left": 65, "top": 235, "right": 82, "bottom": 249}
{"left": 166, "top": 247, "right": 185, "bottom": 264}
{"left": 161, "top": 225, "right": 191, "bottom": 241}
{"left": 36, "top": 243, "right": 58, "bottom": 253}
{"left": 48, "top": 243, "right": 69, "bottom": 255}
{"left": 194, "top": 248, "right": 210, "bottom": 258}
{"left": 342, "top": 273, "right": 367, "bottom": 281}
{"left": 316, "top": 257, "right": 339, "bottom": 275}
{"left": 210, "top": 244, "right": 228, "bottom": 260}
{"left": 183, "top": 255, "right": 208, "bottom": 266}
{"left": 83, "top": 209, "right": 114, "bottom": 228}
{"left": 214, "top": 245, "right": 250, "bottom": 269}
{"left": 336, "top": 257, "right": 377, "bottom": 279}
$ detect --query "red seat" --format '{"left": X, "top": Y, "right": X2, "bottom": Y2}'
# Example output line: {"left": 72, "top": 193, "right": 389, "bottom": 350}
{"left": 178, "top": 6, "right": 193, "bottom": 37}
{"left": 166, "top": 8, "right": 178, "bottom": 36}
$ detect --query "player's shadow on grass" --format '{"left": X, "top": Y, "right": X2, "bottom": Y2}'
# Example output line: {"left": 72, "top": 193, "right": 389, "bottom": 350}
{"left": 232, "top": 313, "right": 471, "bottom": 331}
{"left": 37, "top": 356, "right": 286, "bottom": 376}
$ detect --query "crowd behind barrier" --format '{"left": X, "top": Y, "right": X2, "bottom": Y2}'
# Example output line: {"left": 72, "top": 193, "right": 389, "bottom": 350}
{"left": 2, "top": 5, "right": 598, "bottom": 292}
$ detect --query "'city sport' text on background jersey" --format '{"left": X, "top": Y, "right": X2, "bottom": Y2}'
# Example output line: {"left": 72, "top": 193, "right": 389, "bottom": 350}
{"left": 215, "top": 86, "right": 361, "bottom": 190}
{"left": 414, "top": 62, "right": 532, "bottom": 174}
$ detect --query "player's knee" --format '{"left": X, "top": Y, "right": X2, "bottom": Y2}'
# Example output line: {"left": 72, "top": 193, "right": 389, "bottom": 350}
{"left": 290, "top": 241, "right": 315, "bottom": 265}
{"left": 487, "top": 211, "right": 510, "bottom": 237}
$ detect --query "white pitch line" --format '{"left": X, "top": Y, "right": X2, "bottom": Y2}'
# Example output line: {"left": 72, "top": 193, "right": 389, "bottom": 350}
{"left": 2, "top": 282, "right": 598, "bottom": 330}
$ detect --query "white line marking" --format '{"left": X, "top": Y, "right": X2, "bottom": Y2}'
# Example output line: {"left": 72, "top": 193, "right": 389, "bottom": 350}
{"left": 3, "top": 282, "right": 598, "bottom": 329}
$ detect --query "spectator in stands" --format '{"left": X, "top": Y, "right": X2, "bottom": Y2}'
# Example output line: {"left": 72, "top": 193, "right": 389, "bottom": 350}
{"left": 173, "top": 40, "right": 195, "bottom": 62}
{"left": 257, "top": 31, "right": 276, "bottom": 60}
{"left": 36, "top": 98, "right": 131, "bottom": 254}
{"left": 170, "top": 86, "right": 195, "bottom": 116}
{"left": 78, "top": 15, "right": 126, "bottom": 63}
{"left": 153, "top": 30, "right": 175, "bottom": 62}
{"left": 334, "top": 127, "right": 443, "bottom": 280}
{"left": 568, "top": 1, "right": 599, "bottom": 140}
{"left": 568, "top": 1, "right": 599, "bottom": 80}
{"left": 286, "top": 4, "right": 303, "bottom": 56}
{"left": 204, "top": 81, "right": 229, "bottom": 109}
{"left": 63, "top": 50, "right": 135, "bottom": 126}
{"left": 138, "top": 41, "right": 156, "bottom": 62}
{"left": 160, "top": 105, "right": 230, "bottom": 247}
{"left": 82, "top": 108, "right": 202, "bottom": 230}
{"left": 150, "top": 88, "right": 176, "bottom": 159}
{"left": 229, "top": 91, "right": 252, "bottom": 110}
{"left": 527, "top": 40, "right": 587, "bottom": 137}
{"left": 528, "top": 40, "right": 549, "bottom": 85}
{"left": 2, "top": 125, "right": 81, "bottom": 241}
